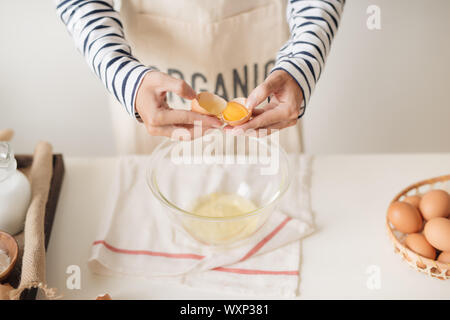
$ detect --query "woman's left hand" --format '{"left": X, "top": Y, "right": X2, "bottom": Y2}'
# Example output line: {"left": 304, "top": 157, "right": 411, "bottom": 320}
{"left": 225, "top": 69, "right": 303, "bottom": 135}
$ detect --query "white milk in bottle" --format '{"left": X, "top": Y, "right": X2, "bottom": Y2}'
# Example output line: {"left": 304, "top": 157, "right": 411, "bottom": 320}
{"left": 0, "top": 142, "right": 31, "bottom": 234}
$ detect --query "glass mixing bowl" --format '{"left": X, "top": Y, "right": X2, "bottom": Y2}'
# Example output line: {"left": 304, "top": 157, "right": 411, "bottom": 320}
{"left": 146, "top": 131, "right": 292, "bottom": 246}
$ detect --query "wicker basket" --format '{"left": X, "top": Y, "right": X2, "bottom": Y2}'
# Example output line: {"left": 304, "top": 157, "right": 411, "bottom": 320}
{"left": 386, "top": 174, "right": 450, "bottom": 280}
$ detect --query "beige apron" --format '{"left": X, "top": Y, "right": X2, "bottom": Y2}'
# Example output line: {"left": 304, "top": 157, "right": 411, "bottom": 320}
{"left": 109, "top": 0, "right": 303, "bottom": 154}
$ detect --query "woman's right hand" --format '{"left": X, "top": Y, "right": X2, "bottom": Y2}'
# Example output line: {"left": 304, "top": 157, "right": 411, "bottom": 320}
{"left": 135, "top": 71, "right": 222, "bottom": 139}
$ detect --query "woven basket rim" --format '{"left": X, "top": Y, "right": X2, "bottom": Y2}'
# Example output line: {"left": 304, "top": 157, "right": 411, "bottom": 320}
{"left": 386, "top": 174, "right": 450, "bottom": 276}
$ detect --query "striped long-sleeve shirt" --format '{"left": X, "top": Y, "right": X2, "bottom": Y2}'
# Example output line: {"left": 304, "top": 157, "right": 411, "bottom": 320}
{"left": 56, "top": 0, "right": 344, "bottom": 119}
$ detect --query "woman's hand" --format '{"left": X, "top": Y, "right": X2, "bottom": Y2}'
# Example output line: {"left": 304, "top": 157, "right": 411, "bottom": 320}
{"left": 135, "top": 71, "right": 222, "bottom": 139}
{"left": 227, "top": 69, "right": 303, "bottom": 135}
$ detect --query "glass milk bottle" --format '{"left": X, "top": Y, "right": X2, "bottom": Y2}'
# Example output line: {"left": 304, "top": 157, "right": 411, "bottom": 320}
{"left": 0, "top": 142, "right": 31, "bottom": 234}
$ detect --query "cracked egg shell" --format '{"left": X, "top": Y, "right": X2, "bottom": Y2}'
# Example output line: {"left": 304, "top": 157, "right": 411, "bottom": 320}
{"left": 191, "top": 92, "right": 227, "bottom": 117}
{"left": 222, "top": 98, "right": 251, "bottom": 127}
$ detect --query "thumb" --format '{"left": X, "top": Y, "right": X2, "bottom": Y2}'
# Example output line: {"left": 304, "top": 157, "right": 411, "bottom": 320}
{"left": 246, "top": 81, "right": 275, "bottom": 111}
{"left": 160, "top": 74, "right": 196, "bottom": 100}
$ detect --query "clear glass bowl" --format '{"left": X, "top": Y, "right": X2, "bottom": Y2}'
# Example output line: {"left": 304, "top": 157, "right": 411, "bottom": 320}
{"left": 146, "top": 132, "right": 292, "bottom": 246}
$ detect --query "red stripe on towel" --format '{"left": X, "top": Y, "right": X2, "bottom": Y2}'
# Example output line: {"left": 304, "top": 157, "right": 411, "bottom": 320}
{"left": 92, "top": 240, "right": 205, "bottom": 260}
{"left": 213, "top": 267, "right": 298, "bottom": 276}
{"left": 239, "top": 217, "right": 292, "bottom": 262}
{"left": 93, "top": 240, "right": 298, "bottom": 276}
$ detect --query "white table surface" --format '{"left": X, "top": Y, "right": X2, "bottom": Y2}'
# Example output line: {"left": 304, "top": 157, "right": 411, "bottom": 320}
{"left": 41, "top": 154, "right": 450, "bottom": 300}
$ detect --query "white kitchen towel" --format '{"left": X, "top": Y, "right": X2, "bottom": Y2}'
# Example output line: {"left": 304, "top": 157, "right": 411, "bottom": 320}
{"left": 88, "top": 154, "right": 314, "bottom": 297}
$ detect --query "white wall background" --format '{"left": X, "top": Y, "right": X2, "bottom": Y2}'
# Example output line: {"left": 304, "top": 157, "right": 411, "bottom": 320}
{"left": 1, "top": 0, "right": 449, "bottom": 156}
{"left": 304, "top": 0, "right": 450, "bottom": 154}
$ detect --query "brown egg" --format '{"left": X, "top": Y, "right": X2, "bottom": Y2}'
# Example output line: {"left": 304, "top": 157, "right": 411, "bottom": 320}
{"left": 403, "top": 195, "right": 421, "bottom": 209}
{"left": 388, "top": 201, "right": 423, "bottom": 233}
{"left": 423, "top": 217, "right": 450, "bottom": 252}
{"left": 438, "top": 251, "right": 450, "bottom": 263}
{"left": 404, "top": 233, "right": 436, "bottom": 260}
{"left": 95, "top": 293, "right": 112, "bottom": 300}
{"left": 419, "top": 189, "right": 450, "bottom": 220}
{"left": 437, "top": 252, "right": 450, "bottom": 276}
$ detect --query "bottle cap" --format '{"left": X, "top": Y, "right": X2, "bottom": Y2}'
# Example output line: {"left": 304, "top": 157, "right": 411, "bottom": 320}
{"left": 0, "top": 142, "right": 17, "bottom": 181}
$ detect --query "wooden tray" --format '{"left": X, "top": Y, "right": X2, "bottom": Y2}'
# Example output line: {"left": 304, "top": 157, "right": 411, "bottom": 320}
{"left": 4, "top": 154, "right": 65, "bottom": 300}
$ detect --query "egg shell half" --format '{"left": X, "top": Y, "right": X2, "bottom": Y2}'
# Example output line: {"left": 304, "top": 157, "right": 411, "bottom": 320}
{"left": 191, "top": 92, "right": 227, "bottom": 117}
{"left": 419, "top": 189, "right": 450, "bottom": 220}
{"left": 423, "top": 217, "right": 450, "bottom": 252}
{"left": 387, "top": 201, "right": 423, "bottom": 234}
{"left": 404, "top": 233, "right": 436, "bottom": 260}
{"left": 222, "top": 98, "right": 252, "bottom": 127}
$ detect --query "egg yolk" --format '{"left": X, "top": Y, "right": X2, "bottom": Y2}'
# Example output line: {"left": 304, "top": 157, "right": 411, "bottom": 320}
{"left": 222, "top": 102, "right": 248, "bottom": 121}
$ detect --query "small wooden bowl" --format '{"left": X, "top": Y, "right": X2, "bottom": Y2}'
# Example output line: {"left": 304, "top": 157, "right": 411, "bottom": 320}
{"left": 386, "top": 174, "right": 450, "bottom": 280}
{"left": 0, "top": 231, "right": 19, "bottom": 282}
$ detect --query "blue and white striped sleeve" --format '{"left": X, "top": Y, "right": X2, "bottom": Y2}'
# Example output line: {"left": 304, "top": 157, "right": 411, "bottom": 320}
{"left": 55, "top": 0, "right": 152, "bottom": 118}
{"left": 273, "top": 0, "right": 345, "bottom": 118}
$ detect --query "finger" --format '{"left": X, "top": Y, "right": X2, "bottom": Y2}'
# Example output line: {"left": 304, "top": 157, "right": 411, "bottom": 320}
{"left": 246, "top": 81, "right": 277, "bottom": 111}
{"left": 251, "top": 108, "right": 265, "bottom": 116}
{"left": 157, "top": 73, "right": 196, "bottom": 100}
{"left": 223, "top": 102, "right": 279, "bottom": 132}
{"left": 258, "top": 101, "right": 279, "bottom": 112}
{"left": 222, "top": 108, "right": 265, "bottom": 131}
{"left": 234, "top": 106, "right": 290, "bottom": 131}
{"left": 151, "top": 109, "right": 223, "bottom": 127}
{"left": 250, "top": 119, "right": 297, "bottom": 137}
{"left": 253, "top": 101, "right": 278, "bottom": 114}
{"left": 261, "top": 119, "right": 297, "bottom": 131}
